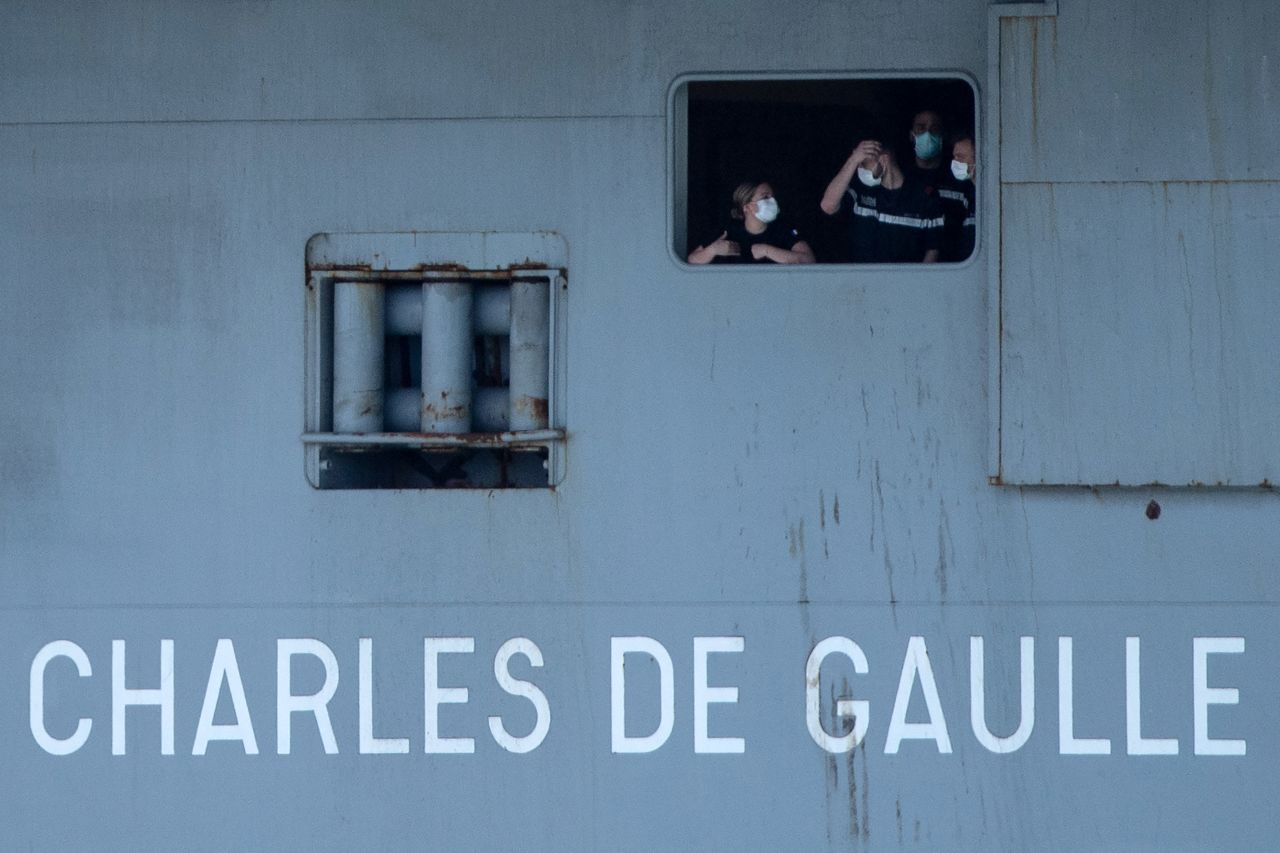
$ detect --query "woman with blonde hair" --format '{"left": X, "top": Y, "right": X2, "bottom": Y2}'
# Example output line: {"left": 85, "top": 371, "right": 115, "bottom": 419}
{"left": 688, "top": 180, "right": 816, "bottom": 265}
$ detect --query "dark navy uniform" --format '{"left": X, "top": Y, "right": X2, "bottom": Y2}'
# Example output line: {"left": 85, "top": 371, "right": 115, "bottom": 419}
{"left": 937, "top": 175, "right": 976, "bottom": 262}
{"left": 842, "top": 176, "right": 944, "bottom": 263}
{"left": 709, "top": 217, "right": 807, "bottom": 264}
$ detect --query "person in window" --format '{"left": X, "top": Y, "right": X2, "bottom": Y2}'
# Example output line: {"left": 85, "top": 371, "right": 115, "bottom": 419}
{"left": 687, "top": 181, "right": 816, "bottom": 264}
{"left": 903, "top": 109, "right": 947, "bottom": 195}
{"left": 820, "top": 138, "right": 944, "bottom": 263}
{"left": 938, "top": 133, "right": 976, "bottom": 262}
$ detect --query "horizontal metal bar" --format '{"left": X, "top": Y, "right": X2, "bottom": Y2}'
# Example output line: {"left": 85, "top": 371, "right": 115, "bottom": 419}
{"left": 301, "top": 429, "right": 564, "bottom": 449}
{"left": 308, "top": 268, "right": 562, "bottom": 282}
{"left": 992, "top": 0, "right": 1058, "bottom": 18}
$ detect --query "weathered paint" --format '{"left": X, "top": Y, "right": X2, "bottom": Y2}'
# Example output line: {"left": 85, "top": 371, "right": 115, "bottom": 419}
{"left": 1, "top": 1, "right": 1277, "bottom": 851}
{"left": 508, "top": 278, "right": 551, "bottom": 431}
{"left": 1000, "top": 181, "right": 1280, "bottom": 484}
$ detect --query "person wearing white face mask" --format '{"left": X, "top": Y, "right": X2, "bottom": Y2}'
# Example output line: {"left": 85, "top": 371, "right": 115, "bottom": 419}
{"left": 820, "top": 138, "right": 944, "bottom": 263}
{"left": 688, "top": 181, "right": 815, "bottom": 265}
{"left": 937, "top": 134, "right": 977, "bottom": 262}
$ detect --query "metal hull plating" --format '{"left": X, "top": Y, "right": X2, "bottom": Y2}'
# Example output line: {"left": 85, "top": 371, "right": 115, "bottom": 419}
{"left": 2, "top": 1, "right": 1277, "bottom": 850}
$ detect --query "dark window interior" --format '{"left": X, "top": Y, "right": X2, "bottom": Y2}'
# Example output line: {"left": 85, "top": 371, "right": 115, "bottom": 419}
{"left": 685, "top": 78, "right": 976, "bottom": 265}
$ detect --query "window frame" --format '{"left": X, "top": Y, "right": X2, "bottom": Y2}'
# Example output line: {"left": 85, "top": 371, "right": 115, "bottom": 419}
{"left": 667, "top": 70, "right": 982, "bottom": 273}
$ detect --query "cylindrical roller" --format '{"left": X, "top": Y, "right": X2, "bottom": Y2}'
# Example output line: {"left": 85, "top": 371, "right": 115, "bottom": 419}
{"left": 332, "top": 280, "right": 385, "bottom": 433}
{"left": 392, "top": 282, "right": 506, "bottom": 336}
{"left": 473, "top": 387, "right": 509, "bottom": 432}
{"left": 421, "top": 280, "right": 474, "bottom": 433}
{"left": 385, "top": 387, "right": 420, "bottom": 432}
{"left": 387, "top": 386, "right": 506, "bottom": 433}
{"left": 385, "top": 284, "right": 423, "bottom": 336}
{"left": 508, "top": 277, "right": 549, "bottom": 430}
{"left": 474, "top": 283, "right": 511, "bottom": 335}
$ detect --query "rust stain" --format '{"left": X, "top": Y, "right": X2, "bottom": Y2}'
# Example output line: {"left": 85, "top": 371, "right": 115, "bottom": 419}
{"left": 412, "top": 261, "right": 471, "bottom": 272}
{"left": 307, "top": 263, "right": 374, "bottom": 272}
{"left": 514, "top": 395, "right": 549, "bottom": 425}
{"left": 422, "top": 401, "right": 469, "bottom": 423}
{"left": 506, "top": 259, "right": 551, "bottom": 270}
{"left": 368, "top": 430, "right": 559, "bottom": 451}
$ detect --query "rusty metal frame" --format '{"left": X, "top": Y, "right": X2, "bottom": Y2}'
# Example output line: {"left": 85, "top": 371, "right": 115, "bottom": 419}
{"left": 301, "top": 429, "right": 564, "bottom": 449}
{"left": 303, "top": 232, "right": 568, "bottom": 489}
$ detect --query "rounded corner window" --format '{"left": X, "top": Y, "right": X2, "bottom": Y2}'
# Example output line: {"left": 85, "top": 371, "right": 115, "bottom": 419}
{"left": 670, "top": 74, "right": 978, "bottom": 269}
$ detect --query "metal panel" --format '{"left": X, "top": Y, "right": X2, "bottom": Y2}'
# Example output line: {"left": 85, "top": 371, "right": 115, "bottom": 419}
{"left": 0, "top": 0, "right": 986, "bottom": 124}
{"left": 995, "top": 2, "right": 1280, "bottom": 485}
{"left": 1000, "top": 181, "right": 1280, "bottom": 484}
{"left": 999, "top": 0, "right": 1280, "bottom": 183}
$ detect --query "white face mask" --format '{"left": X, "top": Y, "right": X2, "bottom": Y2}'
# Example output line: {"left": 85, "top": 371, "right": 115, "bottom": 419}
{"left": 856, "top": 167, "right": 882, "bottom": 187}
{"left": 950, "top": 159, "right": 972, "bottom": 181}
{"left": 753, "top": 196, "right": 779, "bottom": 223}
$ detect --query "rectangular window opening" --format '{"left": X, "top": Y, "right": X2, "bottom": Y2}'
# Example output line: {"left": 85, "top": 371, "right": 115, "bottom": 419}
{"left": 303, "top": 233, "right": 567, "bottom": 490}
{"left": 672, "top": 74, "right": 978, "bottom": 267}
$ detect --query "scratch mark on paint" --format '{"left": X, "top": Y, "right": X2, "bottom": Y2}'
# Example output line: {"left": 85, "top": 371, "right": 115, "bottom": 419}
{"left": 1019, "top": 488, "right": 1037, "bottom": 603}
{"left": 790, "top": 520, "right": 809, "bottom": 605}
{"left": 859, "top": 739, "right": 870, "bottom": 841}
{"left": 847, "top": 743, "right": 859, "bottom": 839}
{"left": 936, "top": 498, "right": 951, "bottom": 599}
{"left": 875, "top": 461, "right": 897, "bottom": 610}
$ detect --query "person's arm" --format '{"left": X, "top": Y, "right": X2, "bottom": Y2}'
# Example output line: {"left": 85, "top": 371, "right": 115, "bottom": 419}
{"left": 821, "top": 140, "right": 881, "bottom": 215}
{"left": 687, "top": 231, "right": 741, "bottom": 264}
{"left": 751, "top": 240, "right": 815, "bottom": 264}
{"left": 922, "top": 248, "right": 939, "bottom": 263}
{"left": 786, "top": 240, "right": 817, "bottom": 264}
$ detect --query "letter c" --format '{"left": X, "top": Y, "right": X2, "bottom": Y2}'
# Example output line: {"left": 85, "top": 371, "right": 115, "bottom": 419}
{"left": 30, "top": 640, "right": 93, "bottom": 755}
